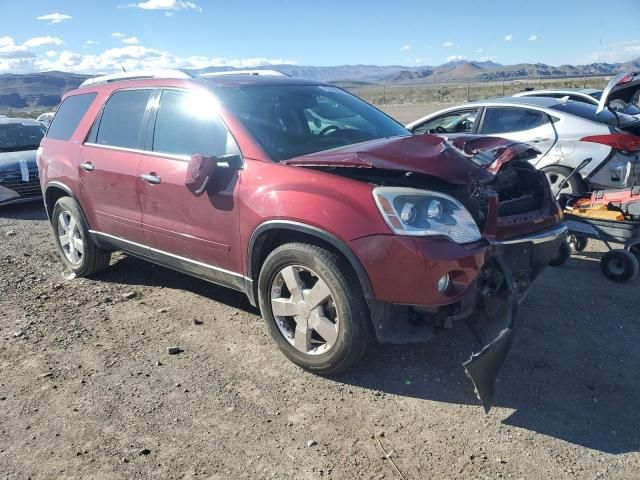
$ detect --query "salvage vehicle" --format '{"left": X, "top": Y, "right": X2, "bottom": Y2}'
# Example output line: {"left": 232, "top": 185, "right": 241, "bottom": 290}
{"left": 37, "top": 112, "right": 55, "bottom": 128}
{"left": 408, "top": 74, "right": 640, "bottom": 196}
{"left": 0, "top": 118, "right": 45, "bottom": 206}
{"left": 38, "top": 70, "right": 566, "bottom": 411}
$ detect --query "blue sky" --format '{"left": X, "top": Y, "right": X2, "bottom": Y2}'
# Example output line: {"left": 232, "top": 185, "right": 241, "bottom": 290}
{"left": 1, "top": 0, "right": 639, "bottom": 73}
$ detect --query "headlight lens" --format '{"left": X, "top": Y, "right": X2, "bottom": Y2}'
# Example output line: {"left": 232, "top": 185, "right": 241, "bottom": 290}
{"left": 372, "top": 186, "right": 482, "bottom": 243}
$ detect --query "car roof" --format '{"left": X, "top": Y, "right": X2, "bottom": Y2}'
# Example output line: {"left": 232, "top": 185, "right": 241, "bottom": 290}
{"left": 0, "top": 117, "right": 43, "bottom": 126}
{"left": 199, "top": 75, "right": 325, "bottom": 88}
{"left": 467, "top": 96, "right": 564, "bottom": 108}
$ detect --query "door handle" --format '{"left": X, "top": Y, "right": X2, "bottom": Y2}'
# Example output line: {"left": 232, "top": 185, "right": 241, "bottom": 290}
{"left": 80, "top": 162, "right": 95, "bottom": 172}
{"left": 531, "top": 137, "right": 551, "bottom": 143}
{"left": 140, "top": 173, "right": 161, "bottom": 184}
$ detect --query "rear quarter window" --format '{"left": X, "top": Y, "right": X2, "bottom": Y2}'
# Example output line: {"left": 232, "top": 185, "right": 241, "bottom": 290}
{"left": 46, "top": 93, "right": 97, "bottom": 141}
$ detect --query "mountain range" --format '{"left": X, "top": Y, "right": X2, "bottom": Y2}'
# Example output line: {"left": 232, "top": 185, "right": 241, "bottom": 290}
{"left": 1, "top": 58, "right": 639, "bottom": 111}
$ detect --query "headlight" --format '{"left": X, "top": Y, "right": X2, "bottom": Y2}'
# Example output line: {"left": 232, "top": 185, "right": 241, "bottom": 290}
{"left": 372, "top": 186, "right": 482, "bottom": 243}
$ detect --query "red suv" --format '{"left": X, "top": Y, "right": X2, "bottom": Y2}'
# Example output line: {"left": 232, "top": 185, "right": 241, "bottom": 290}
{"left": 38, "top": 70, "right": 566, "bottom": 411}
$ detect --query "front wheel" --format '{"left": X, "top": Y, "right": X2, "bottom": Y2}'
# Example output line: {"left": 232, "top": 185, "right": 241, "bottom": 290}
{"left": 51, "top": 196, "right": 111, "bottom": 277}
{"left": 258, "top": 242, "right": 373, "bottom": 375}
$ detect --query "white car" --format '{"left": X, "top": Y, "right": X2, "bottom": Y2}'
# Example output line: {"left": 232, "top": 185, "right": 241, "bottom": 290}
{"left": 408, "top": 73, "right": 640, "bottom": 195}
{"left": 36, "top": 112, "right": 55, "bottom": 128}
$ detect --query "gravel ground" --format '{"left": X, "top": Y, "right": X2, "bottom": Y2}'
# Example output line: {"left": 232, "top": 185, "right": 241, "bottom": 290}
{"left": 1, "top": 202, "right": 639, "bottom": 480}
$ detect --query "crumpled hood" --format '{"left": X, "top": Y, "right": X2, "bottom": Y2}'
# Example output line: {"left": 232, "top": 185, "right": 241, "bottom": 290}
{"left": 284, "top": 134, "right": 538, "bottom": 184}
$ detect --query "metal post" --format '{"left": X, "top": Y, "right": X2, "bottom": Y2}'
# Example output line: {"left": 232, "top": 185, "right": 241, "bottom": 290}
{"left": 437, "top": 82, "right": 440, "bottom": 103}
{"left": 467, "top": 82, "right": 470, "bottom": 101}
{"left": 583, "top": 75, "right": 587, "bottom": 88}
{"left": 383, "top": 86, "right": 386, "bottom": 105}
{"left": 502, "top": 79, "right": 505, "bottom": 96}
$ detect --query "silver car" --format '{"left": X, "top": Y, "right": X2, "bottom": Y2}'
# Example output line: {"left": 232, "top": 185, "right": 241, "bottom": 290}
{"left": 407, "top": 77, "right": 640, "bottom": 195}
{"left": 514, "top": 87, "right": 640, "bottom": 116}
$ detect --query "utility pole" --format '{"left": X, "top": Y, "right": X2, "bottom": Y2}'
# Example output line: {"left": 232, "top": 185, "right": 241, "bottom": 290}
{"left": 437, "top": 82, "right": 440, "bottom": 103}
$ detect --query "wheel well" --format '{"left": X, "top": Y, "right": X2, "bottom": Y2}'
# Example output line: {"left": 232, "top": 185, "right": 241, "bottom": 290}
{"left": 249, "top": 227, "right": 373, "bottom": 303}
{"left": 45, "top": 186, "right": 69, "bottom": 219}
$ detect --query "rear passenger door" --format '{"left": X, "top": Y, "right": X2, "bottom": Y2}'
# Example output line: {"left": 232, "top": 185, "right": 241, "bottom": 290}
{"left": 137, "top": 88, "right": 243, "bottom": 284}
{"left": 80, "top": 88, "right": 153, "bottom": 242}
{"left": 479, "top": 106, "right": 557, "bottom": 158}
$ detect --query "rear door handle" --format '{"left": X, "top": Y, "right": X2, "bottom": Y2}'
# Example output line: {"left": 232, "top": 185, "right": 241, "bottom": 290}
{"left": 531, "top": 137, "right": 551, "bottom": 143}
{"left": 140, "top": 173, "right": 161, "bottom": 184}
{"left": 80, "top": 162, "right": 95, "bottom": 172}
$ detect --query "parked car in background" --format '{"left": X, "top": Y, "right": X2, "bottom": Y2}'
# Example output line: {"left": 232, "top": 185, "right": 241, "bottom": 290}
{"left": 514, "top": 86, "right": 640, "bottom": 116}
{"left": 0, "top": 118, "right": 46, "bottom": 206}
{"left": 37, "top": 112, "right": 55, "bottom": 128}
{"left": 38, "top": 70, "right": 567, "bottom": 411}
{"left": 407, "top": 93, "right": 640, "bottom": 195}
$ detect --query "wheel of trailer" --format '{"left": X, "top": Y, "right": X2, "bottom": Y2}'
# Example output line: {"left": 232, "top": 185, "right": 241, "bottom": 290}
{"left": 568, "top": 234, "right": 588, "bottom": 253}
{"left": 258, "top": 242, "right": 373, "bottom": 375}
{"left": 549, "top": 240, "right": 571, "bottom": 266}
{"left": 600, "top": 249, "right": 639, "bottom": 282}
{"left": 542, "top": 166, "right": 586, "bottom": 196}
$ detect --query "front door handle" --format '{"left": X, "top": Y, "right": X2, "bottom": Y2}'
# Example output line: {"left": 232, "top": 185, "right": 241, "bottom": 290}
{"left": 141, "top": 173, "right": 161, "bottom": 184}
{"left": 80, "top": 162, "right": 95, "bottom": 172}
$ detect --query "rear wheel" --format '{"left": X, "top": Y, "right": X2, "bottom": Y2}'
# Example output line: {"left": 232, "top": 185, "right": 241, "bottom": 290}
{"left": 258, "top": 242, "right": 372, "bottom": 375}
{"left": 568, "top": 234, "right": 588, "bottom": 253}
{"left": 600, "top": 250, "right": 639, "bottom": 282}
{"left": 51, "top": 196, "right": 111, "bottom": 277}
{"left": 542, "top": 166, "right": 586, "bottom": 196}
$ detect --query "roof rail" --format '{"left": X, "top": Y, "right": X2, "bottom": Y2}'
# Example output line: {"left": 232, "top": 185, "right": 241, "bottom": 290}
{"left": 79, "top": 69, "right": 195, "bottom": 87}
{"left": 200, "top": 69, "right": 290, "bottom": 78}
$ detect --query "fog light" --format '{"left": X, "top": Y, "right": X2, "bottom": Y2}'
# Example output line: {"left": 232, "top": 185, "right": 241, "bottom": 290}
{"left": 437, "top": 273, "right": 450, "bottom": 294}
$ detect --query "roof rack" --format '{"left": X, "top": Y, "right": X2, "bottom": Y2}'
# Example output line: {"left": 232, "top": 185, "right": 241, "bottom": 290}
{"left": 200, "top": 69, "right": 290, "bottom": 78}
{"left": 79, "top": 69, "right": 195, "bottom": 87}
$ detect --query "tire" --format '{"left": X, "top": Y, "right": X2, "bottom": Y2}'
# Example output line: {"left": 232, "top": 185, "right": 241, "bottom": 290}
{"left": 631, "top": 245, "right": 640, "bottom": 264}
{"left": 549, "top": 240, "right": 571, "bottom": 266}
{"left": 600, "top": 250, "right": 639, "bottom": 282}
{"left": 51, "top": 196, "right": 111, "bottom": 277}
{"left": 258, "top": 242, "right": 373, "bottom": 375}
{"left": 568, "top": 234, "right": 588, "bottom": 253}
{"left": 542, "top": 165, "right": 586, "bottom": 197}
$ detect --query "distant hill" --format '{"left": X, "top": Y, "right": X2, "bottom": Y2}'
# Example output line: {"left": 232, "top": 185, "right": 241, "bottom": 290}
{"left": 0, "top": 58, "right": 637, "bottom": 111}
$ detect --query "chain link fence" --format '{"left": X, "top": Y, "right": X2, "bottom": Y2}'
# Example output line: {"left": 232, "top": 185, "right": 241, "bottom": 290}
{"left": 343, "top": 75, "right": 611, "bottom": 106}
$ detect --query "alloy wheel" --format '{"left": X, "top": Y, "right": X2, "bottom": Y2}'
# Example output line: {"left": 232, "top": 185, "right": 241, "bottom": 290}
{"left": 270, "top": 265, "right": 339, "bottom": 355}
{"left": 57, "top": 210, "right": 84, "bottom": 266}
{"left": 545, "top": 171, "right": 573, "bottom": 196}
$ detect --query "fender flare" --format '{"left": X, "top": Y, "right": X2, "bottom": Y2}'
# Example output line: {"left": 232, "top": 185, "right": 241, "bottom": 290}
{"left": 247, "top": 220, "right": 375, "bottom": 301}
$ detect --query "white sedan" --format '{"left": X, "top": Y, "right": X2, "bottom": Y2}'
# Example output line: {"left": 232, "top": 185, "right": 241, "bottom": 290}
{"left": 407, "top": 75, "right": 640, "bottom": 195}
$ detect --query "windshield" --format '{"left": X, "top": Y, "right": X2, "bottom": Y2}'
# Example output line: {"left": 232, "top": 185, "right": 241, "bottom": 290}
{"left": 0, "top": 122, "right": 45, "bottom": 151}
{"left": 214, "top": 85, "right": 409, "bottom": 161}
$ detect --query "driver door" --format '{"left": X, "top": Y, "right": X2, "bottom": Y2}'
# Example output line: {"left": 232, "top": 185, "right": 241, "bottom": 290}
{"left": 410, "top": 108, "right": 481, "bottom": 135}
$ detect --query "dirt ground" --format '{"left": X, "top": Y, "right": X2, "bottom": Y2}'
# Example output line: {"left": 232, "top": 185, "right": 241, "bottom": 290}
{"left": 1, "top": 104, "right": 640, "bottom": 479}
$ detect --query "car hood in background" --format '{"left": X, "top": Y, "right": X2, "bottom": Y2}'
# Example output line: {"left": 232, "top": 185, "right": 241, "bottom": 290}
{"left": 284, "top": 134, "right": 539, "bottom": 184}
{"left": 0, "top": 149, "right": 38, "bottom": 179}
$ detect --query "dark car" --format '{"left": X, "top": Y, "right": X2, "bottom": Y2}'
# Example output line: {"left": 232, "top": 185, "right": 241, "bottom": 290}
{"left": 0, "top": 118, "right": 46, "bottom": 206}
{"left": 38, "top": 70, "right": 566, "bottom": 411}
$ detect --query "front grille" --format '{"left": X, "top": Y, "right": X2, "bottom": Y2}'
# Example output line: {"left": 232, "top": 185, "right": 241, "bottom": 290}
{"left": 0, "top": 168, "right": 41, "bottom": 198}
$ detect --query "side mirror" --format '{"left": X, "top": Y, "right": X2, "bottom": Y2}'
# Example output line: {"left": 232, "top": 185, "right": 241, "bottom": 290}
{"left": 185, "top": 153, "right": 242, "bottom": 197}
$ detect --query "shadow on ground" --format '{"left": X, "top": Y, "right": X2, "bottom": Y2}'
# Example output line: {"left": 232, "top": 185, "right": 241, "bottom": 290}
{"left": 0, "top": 202, "right": 47, "bottom": 221}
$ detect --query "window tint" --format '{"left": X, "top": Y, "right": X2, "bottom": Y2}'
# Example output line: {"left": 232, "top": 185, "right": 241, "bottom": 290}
{"left": 152, "top": 89, "right": 238, "bottom": 158}
{"left": 549, "top": 102, "right": 613, "bottom": 123}
{"left": 482, "top": 108, "right": 545, "bottom": 134}
{"left": 47, "top": 93, "right": 96, "bottom": 141}
{"left": 412, "top": 108, "right": 479, "bottom": 135}
{"left": 94, "top": 89, "right": 152, "bottom": 149}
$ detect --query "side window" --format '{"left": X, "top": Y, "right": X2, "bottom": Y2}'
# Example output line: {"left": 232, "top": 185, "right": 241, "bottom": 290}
{"left": 412, "top": 108, "right": 479, "bottom": 135}
{"left": 47, "top": 93, "right": 97, "bottom": 141}
{"left": 93, "top": 89, "right": 152, "bottom": 149}
{"left": 152, "top": 89, "right": 239, "bottom": 158}
{"left": 481, "top": 108, "right": 545, "bottom": 135}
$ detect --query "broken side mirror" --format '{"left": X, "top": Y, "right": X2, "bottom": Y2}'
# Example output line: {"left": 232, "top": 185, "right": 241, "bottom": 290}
{"left": 185, "top": 153, "right": 241, "bottom": 196}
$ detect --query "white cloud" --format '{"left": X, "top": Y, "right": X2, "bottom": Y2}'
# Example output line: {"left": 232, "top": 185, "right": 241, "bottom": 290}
{"left": 122, "top": 36, "right": 140, "bottom": 45}
{"left": 504, "top": 34, "right": 513, "bottom": 42}
{"left": 84, "top": 40, "right": 100, "bottom": 46}
{"left": 45, "top": 51, "right": 59, "bottom": 58}
{"left": 23, "top": 36, "right": 64, "bottom": 48}
{"left": 477, "top": 48, "right": 484, "bottom": 53}
{"left": 36, "top": 13, "right": 72, "bottom": 24}
{"left": 165, "top": 11, "right": 175, "bottom": 16}
{"left": 585, "top": 41, "right": 640, "bottom": 64}
{"left": 29, "top": 45, "right": 295, "bottom": 73}
{"left": 446, "top": 55, "right": 467, "bottom": 62}
{"left": 443, "top": 41, "right": 455, "bottom": 48}
{"left": 0, "top": 37, "right": 34, "bottom": 59}
{"left": 528, "top": 34, "right": 538, "bottom": 41}
{"left": 111, "top": 32, "right": 126, "bottom": 38}
{"left": 127, "top": 0, "right": 202, "bottom": 12}
{"left": 400, "top": 44, "right": 411, "bottom": 52}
